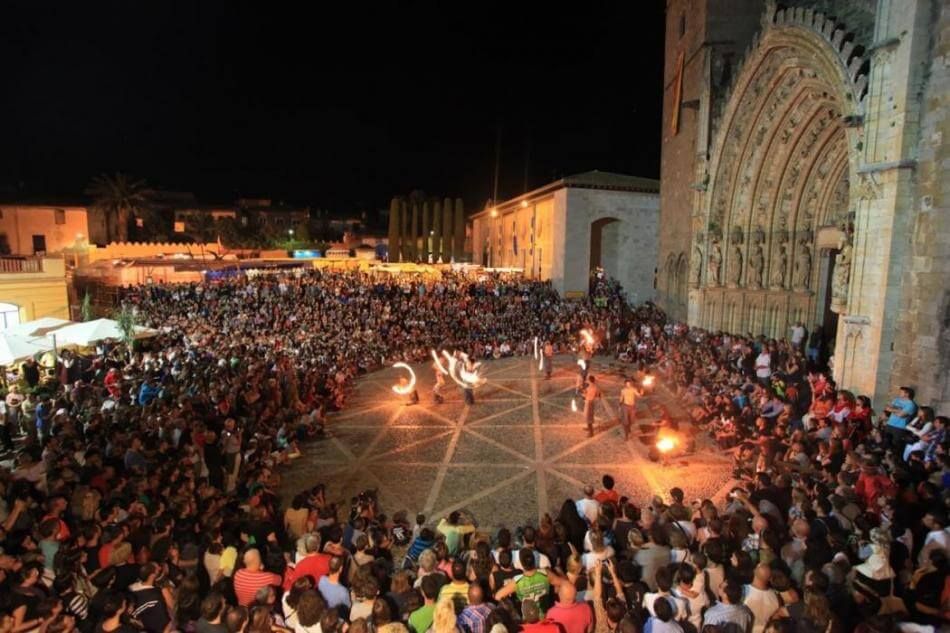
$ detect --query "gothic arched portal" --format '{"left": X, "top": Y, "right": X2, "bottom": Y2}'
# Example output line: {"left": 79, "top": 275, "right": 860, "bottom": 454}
{"left": 690, "top": 4, "right": 869, "bottom": 340}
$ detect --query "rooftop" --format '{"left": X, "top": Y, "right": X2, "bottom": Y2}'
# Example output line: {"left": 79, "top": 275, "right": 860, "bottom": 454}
{"left": 471, "top": 170, "right": 659, "bottom": 219}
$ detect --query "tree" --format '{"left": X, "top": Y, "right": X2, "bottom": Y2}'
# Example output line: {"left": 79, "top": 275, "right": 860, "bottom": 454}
{"left": 442, "top": 197, "right": 453, "bottom": 261}
{"left": 187, "top": 213, "right": 216, "bottom": 244}
{"left": 421, "top": 200, "right": 431, "bottom": 261}
{"left": 454, "top": 198, "right": 465, "bottom": 262}
{"left": 81, "top": 291, "right": 94, "bottom": 322}
{"left": 387, "top": 197, "right": 401, "bottom": 262}
{"left": 399, "top": 198, "right": 410, "bottom": 262}
{"left": 113, "top": 304, "right": 138, "bottom": 360}
{"left": 410, "top": 201, "right": 420, "bottom": 261}
{"left": 84, "top": 173, "right": 154, "bottom": 243}
{"left": 432, "top": 199, "right": 443, "bottom": 262}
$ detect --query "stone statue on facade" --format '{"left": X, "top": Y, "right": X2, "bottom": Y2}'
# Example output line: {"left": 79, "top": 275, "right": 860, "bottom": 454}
{"left": 708, "top": 241, "right": 722, "bottom": 287}
{"left": 770, "top": 243, "right": 787, "bottom": 289}
{"left": 831, "top": 235, "right": 853, "bottom": 313}
{"left": 728, "top": 245, "right": 743, "bottom": 287}
{"left": 689, "top": 247, "right": 702, "bottom": 288}
{"left": 793, "top": 239, "right": 812, "bottom": 290}
{"left": 748, "top": 243, "right": 764, "bottom": 288}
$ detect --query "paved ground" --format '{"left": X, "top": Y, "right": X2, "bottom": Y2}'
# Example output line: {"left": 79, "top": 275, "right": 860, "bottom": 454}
{"left": 279, "top": 355, "right": 736, "bottom": 528}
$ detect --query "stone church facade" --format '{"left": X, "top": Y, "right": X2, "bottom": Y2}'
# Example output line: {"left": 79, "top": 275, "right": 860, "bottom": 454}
{"left": 658, "top": 0, "right": 949, "bottom": 410}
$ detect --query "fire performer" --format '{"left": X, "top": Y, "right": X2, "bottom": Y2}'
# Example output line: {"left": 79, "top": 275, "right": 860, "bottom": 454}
{"left": 618, "top": 377, "right": 643, "bottom": 441}
{"left": 541, "top": 340, "right": 554, "bottom": 379}
{"left": 461, "top": 353, "right": 476, "bottom": 405}
{"left": 584, "top": 375, "right": 602, "bottom": 437}
{"left": 398, "top": 376, "right": 419, "bottom": 405}
{"left": 432, "top": 361, "right": 446, "bottom": 404}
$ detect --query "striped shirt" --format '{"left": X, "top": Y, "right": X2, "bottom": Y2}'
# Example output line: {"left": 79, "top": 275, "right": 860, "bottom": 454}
{"left": 233, "top": 568, "right": 282, "bottom": 606}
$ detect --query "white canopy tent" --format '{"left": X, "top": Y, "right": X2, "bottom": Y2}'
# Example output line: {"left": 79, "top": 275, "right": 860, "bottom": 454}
{"left": 48, "top": 318, "right": 159, "bottom": 347}
{"left": 0, "top": 332, "right": 53, "bottom": 366}
{"left": 5, "top": 317, "right": 74, "bottom": 338}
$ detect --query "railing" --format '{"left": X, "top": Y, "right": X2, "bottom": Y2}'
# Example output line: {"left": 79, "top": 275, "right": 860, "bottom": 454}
{"left": 0, "top": 257, "right": 43, "bottom": 273}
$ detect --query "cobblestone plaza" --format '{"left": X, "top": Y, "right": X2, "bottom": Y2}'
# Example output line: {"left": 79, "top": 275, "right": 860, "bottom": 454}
{"left": 280, "top": 356, "right": 735, "bottom": 528}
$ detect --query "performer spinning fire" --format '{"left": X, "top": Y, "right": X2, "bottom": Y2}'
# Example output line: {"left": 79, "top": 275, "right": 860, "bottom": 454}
{"left": 618, "top": 377, "right": 644, "bottom": 441}
{"left": 541, "top": 340, "right": 554, "bottom": 379}
{"left": 584, "top": 374, "right": 602, "bottom": 437}
{"left": 432, "top": 361, "right": 446, "bottom": 404}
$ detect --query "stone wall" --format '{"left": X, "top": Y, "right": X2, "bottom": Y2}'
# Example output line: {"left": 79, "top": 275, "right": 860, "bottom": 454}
{"left": 559, "top": 188, "right": 660, "bottom": 304}
{"left": 658, "top": 0, "right": 762, "bottom": 321}
{"left": 889, "top": 0, "right": 950, "bottom": 412}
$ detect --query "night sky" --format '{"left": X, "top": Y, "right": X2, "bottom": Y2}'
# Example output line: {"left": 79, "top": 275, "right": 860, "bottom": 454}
{"left": 1, "top": 2, "right": 665, "bottom": 215}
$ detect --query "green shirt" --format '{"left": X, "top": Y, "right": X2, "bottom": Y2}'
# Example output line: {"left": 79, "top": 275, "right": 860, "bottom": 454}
{"left": 515, "top": 571, "right": 551, "bottom": 614}
{"left": 409, "top": 604, "right": 435, "bottom": 633}
{"left": 437, "top": 519, "right": 475, "bottom": 555}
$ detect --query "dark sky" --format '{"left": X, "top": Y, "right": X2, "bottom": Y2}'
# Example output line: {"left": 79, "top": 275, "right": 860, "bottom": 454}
{"left": 1, "top": 2, "right": 665, "bottom": 215}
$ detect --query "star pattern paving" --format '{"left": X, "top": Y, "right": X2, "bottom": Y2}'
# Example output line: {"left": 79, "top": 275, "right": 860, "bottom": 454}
{"left": 279, "top": 356, "right": 736, "bottom": 528}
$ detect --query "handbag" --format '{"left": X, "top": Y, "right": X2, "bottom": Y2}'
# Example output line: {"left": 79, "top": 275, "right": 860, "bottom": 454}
{"left": 878, "top": 578, "right": 907, "bottom": 615}
{"left": 854, "top": 575, "right": 907, "bottom": 616}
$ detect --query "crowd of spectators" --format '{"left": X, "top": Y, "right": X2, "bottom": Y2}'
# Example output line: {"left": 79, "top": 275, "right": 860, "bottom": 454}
{"left": 0, "top": 268, "right": 944, "bottom": 633}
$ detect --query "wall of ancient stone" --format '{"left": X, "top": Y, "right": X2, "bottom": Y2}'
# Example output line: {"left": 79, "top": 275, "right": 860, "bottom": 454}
{"left": 889, "top": 0, "right": 950, "bottom": 412}
{"left": 658, "top": 0, "right": 764, "bottom": 322}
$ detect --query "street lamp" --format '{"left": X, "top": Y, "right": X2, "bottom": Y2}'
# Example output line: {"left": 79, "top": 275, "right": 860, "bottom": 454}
{"left": 490, "top": 208, "right": 498, "bottom": 218}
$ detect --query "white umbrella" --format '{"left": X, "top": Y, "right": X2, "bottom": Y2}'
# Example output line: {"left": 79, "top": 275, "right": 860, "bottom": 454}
{"left": 49, "top": 318, "right": 158, "bottom": 347}
{"left": 0, "top": 332, "right": 53, "bottom": 366}
{"left": 5, "top": 317, "right": 73, "bottom": 338}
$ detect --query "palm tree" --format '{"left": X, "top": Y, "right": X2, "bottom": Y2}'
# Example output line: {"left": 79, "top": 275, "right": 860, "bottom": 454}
{"left": 85, "top": 173, "right": 154, "bottom": 243}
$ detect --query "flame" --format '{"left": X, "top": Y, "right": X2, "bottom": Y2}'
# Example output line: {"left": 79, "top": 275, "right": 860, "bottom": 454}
{"left": 571, "top": 398, "right": 579, "bottom": 413}
{"left": 391, "top": 362, "right": 417, "bottom": 395}
{"left": 643, "top": 375, "right": 655, "bottom": 387}
{"left": 533, "top": 337, "right": 539, "bottom": 360}
{"left": 656, "top": 436, "right": 676, "bottom": 452}
{"left": 580, "top": 329, "right": 595, "bottom": 346}
{"left": 431, "top": 350, "right": 449, "bottom": 375}
{"left": 577, "top": 359, "right": 587, "bottom": 371}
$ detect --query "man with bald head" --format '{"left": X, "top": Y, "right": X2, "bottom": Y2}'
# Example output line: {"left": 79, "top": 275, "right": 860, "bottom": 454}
{"left": 743, "top": 563, "right": 779, "bottom": 633}
{"left": 457, "top": 585, "right": 492, "bottom": 633}
{"left": 233, "top": 548, "right": 282, "bottom": 606}
{"left": 546, "top": 581, "right": 593, "bottom": 633}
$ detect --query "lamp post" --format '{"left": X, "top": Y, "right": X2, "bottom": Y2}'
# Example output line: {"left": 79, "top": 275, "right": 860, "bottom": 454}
{"left": 288, "top": 228, "right": 295, "bottom": 250}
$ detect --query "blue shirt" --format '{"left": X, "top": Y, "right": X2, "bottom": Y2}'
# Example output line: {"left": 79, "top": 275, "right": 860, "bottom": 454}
{"left": 318, "top": 577, "right": 351, "bottom": 609}
{"left": 886, "top": 397, "right": 917, "bottom": 429}
{"left": 702, "top": 602, "right": 753, "bottom": 633}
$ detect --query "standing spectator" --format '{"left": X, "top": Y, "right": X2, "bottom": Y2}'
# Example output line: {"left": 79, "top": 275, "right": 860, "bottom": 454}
{"left": 233, "top": 549, "right": 282, "bottom": 608}
{"left": 546, "top": 582, "right": 593, "bottom": 633}
{"left": 743, "top": 564, "right": 780, "bottom": 633}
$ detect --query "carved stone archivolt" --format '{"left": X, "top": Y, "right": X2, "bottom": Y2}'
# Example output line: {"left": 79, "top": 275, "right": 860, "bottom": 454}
{"left": 693, "top": 0, "right": 867, "bottom": 333}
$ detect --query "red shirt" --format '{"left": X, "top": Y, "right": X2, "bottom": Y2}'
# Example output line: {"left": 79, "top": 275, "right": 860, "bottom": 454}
{"left": 546, "top": 601, "right": 593, "bottom": 633}
{"left": 234, "top": 568, "right": 282, "bottom": 606}
{"left": 283, "top": 552, "right": 332, "bottom": 590}
{"left": 594, "top": 490, "right": 620, "bottom": 507}
{"left": 521, "top": 622, "right": 564, "bottom": 633}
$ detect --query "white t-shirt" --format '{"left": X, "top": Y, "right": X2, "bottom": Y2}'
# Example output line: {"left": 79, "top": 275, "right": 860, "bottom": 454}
{"left": 790, "top": 325, "right": 805, "bottom": 345}
{"left": 743, "top": 584, "right": 780, "bottom": 633}
{"left": 919, "top": 528, "right": 950, "bottom": 566}
{"left": 755, "top": 352, "right": 772, "bottom": 379}
{"left": 643, "top": 592, "right": 688, "bottom": 622}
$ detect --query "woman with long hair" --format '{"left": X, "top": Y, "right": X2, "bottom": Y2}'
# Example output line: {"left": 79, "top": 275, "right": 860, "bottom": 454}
{"left": 175, "top": 574, "right": 203, "bottom": 632}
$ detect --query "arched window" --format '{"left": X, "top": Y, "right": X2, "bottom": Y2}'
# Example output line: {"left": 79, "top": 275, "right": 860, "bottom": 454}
{"left": 0, "top": 303, "right": 21, "bottom": 331}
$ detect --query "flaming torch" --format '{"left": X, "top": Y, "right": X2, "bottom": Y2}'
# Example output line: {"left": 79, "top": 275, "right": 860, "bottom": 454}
{"left": 642, "top": 373, "right": 655, "bottom": 395}
{"left": 391, "top": 363, "right": 417, "bottom": 395}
